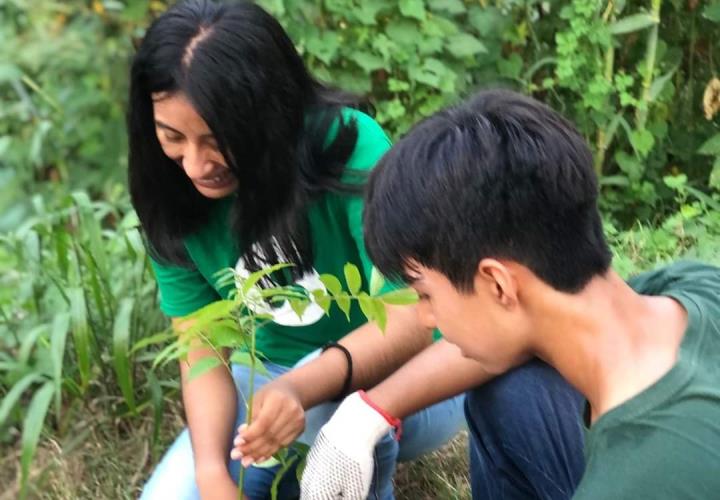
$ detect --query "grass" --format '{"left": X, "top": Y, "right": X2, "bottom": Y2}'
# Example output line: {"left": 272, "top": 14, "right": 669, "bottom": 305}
{"left": 0, "top": 398, "right": 470, "bottom": 499}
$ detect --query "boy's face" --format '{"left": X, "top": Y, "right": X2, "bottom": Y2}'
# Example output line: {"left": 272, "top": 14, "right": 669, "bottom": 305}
{"left": 407, "top": 262, "right": 532, "bottom": 374}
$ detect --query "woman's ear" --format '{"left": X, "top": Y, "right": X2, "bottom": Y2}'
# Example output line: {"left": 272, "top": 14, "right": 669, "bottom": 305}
{"left": 475, "top": 258, "right": 518, "bottom": 308}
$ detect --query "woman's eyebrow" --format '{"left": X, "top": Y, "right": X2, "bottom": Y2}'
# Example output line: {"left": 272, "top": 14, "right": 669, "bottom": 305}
{"left": 154, "top": 120, "right": 183, "bottom": 135}
{"left": 155, "top": 120, "right": 215, "bottom": 140}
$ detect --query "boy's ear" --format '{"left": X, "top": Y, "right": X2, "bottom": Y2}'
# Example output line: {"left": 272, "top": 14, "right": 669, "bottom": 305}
{"left": 475, "top": 259, "right": 518, "bottom": 307}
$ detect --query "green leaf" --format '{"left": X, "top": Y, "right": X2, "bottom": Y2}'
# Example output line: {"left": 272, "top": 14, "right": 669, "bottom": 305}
{"left": 50, "top": 312, "right": 70, "bottom": 419}
{"left": 386, "top": 20, "right": 419, "bottom": 47}
{"left": 207, "top": 320, "right": 244, "bottom": 348}
{"left": 354, "top": 52, "right": 385, "bottom": 72}
{"left": 305, "top": 32, "right": 341, "bottom": 64}
{"left": 428, "top": 0, "right": 466, "bottom": 14}
{"left": 312, "top": 289, "right": 332, "bottom": 314}
{"left": 240, "top": 263, "right": 293, "bottom": 297}
{"left": 0, "top": 63, "right": 22, "bottom": 82}
{"left": 188, "top": 356, "right": 223, "bottom": 381}
{"left": 373, "top": 299, "right": 388, "bottom": 332}
{"left": 369, "top": 267, "right": 386, "bottom": 296}
{"left": 343, "top": 263, "right": 362, "bottom": 295}
{"left": 446, "top": 33, "right": 487, "bottom": 58}
{"left": 229, "top": 351, "right": 270, "bottom": 377}
{"left": 468, "top": 6, "right": 508, "bottom": 36}
{"left": 130, "top": 330, "right": 175, "bottom": 354}
{"left": 319, "top": 274, "right": 343, "bottom": 297}
{"left": 68, "top": 287, "right": 91, "bottom": 391}
{"left": 357, "top": 292, "right": 376, "bottom": 322}
{"left": 289, "top": 298, "right": 310, "bottom": 320}
{"left": 710, "top": 157, "right": 720, "bottom": 190}
{"left": 380, "top": 288, "right": 419, "bottom": 305}
{"left": 649, "top": 66, "right": 678, "bottom": 101}
{"left": 610, "top": 13, "right": 657, "bottom": 35}
{"left": 0, "top": 374, "right": 43, "bottom": 427}
{"left": 335, "top": 294, "right": 352, "bottom": 320}
{"left": 20, "top": 382, "right": 54, "bottom": 499}
{"left": 113, "top": 298, "right": 136, "bottom": 412}
{"left": 614, "top": 151, "right": 644, "bottom": 181}
{"left": 498, "top": 53, "right": 524, "bottom": 80}
{"left": 698, "top": 133, "right": 720, "bottom": 156}
{"left": 399, "top": 0, "right": 426, "bottom": 21}
{"left": 663, "top": 174, "right": 688, "bottom": 190}
{"left": 702, "top": 3, "right": 720, "bottom": 22}
{"left": 629, "top": 128, "right": 655, "bottom": 157}
{"left": 184, "top": 300, "right": 236, "bottom": 334}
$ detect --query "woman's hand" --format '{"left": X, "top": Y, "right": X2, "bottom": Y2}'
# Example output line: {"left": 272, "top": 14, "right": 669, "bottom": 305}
{"left": 230, "top": 378, "right": 306, "bottom": 466}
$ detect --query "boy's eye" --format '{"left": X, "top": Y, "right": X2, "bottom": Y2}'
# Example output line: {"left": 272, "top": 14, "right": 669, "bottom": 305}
{"left": 418, "top": 293, "right": 431, "bottom": 301}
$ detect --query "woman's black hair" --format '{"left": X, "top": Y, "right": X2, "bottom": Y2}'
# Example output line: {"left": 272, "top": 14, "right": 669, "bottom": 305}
{"left": 128, "top": 0, "right": 365, "bottom": 275}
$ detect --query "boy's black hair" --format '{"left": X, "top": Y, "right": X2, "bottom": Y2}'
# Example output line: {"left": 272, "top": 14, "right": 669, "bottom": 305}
{"left": 128, "top": 0, "right": 364, "bottom": 275}
{"left": 364, "top": 89, "right": 612, "bottom": 293}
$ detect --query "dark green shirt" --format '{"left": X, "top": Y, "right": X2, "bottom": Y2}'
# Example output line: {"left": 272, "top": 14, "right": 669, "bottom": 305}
{"left": 574, "top": 261, "right": 720, "bottom": 499}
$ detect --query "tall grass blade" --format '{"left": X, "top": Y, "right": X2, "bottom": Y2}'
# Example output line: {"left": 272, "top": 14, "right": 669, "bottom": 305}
{"left": 49, "top": 312, "right": 70, "bottom": 419}
{"left": 0, "top": 373, "right": 43, "bottom": 427}
{"left": 113, "top": 298, "right": 136, "bottom": 413}
{"left": 146, "top": 370, "right": 163, "bottom": 460}
{"left": 68, "top": 287, "right": 91, "bottom": 391}
{"left": 19, "top": 382, "right": 53, "bottom": 500}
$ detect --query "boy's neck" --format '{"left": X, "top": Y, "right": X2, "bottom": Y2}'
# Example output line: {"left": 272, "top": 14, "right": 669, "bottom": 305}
{"left": 531, "top": 270, "right": 688, "bottom": 424}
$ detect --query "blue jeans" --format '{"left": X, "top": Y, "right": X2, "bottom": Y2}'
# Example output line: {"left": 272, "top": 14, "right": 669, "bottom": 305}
{"left": 141, "top": 350, "right": 466, "bottom": 500}
{"left": 465, "top": 359, "right": 586, "bottom": 500}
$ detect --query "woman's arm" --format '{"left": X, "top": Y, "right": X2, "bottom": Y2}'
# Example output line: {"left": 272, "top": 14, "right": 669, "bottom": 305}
{"left": 233, "top": 304, "right": 434, "bottom": 462}
{"left": 173, "top": 318, "right": 239, "bottom": 499}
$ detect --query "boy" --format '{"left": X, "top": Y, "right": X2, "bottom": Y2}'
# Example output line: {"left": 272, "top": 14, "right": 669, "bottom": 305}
{"left": 299, "top": 90, "right": 720, "bottom": 499}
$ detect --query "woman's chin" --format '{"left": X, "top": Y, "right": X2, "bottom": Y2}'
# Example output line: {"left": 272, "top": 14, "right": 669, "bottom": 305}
{"left": 193, "top": 180, "right": 239, "bottom": 199}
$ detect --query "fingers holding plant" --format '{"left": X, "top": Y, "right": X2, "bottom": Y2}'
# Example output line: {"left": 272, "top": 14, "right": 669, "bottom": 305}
{"left": 230, "top": 379, "right": 306, "bottom": 466}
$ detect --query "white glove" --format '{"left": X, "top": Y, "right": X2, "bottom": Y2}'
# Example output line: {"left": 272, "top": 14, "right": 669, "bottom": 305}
{"left": 300, "top": 391, "right": 401, "bottom": 500}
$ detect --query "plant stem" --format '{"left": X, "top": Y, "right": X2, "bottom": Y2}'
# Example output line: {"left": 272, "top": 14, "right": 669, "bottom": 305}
{"left": 594, "top": 0, "right": 616, "bottom": 176}
{"left": 635, "top": 0, "right": 662, "bottom": 130}
{"left": 237, "top": 316, "right": 256, "bottom": 500}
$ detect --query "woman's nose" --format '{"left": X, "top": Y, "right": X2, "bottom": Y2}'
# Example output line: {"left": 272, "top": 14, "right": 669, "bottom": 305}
{"left": 181, "top": 144, "right": 212, "bottom": 178}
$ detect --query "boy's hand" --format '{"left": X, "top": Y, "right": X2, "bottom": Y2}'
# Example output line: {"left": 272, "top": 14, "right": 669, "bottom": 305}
{"left": 230, "top": 379, "right": 306, "bottom": 466}
{"left": 300, "top": 391, "right": 399, "bottom": 500}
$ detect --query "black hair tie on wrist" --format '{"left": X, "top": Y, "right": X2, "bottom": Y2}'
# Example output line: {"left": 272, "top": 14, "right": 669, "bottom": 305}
{"left": 321, "top": 342, "right": 353, "bottom": 402}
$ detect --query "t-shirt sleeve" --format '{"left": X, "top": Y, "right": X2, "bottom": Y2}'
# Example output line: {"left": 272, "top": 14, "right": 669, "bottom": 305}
{"left": 150, "top": 257, "right": 221, "bottom": 317}
{"left": 342, "top": 111, "right": 392, "bottom": 284}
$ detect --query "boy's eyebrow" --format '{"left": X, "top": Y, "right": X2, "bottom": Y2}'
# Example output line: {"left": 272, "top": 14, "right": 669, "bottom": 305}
{"left": 155, "top": 120, "right": 214, "bottom": 140}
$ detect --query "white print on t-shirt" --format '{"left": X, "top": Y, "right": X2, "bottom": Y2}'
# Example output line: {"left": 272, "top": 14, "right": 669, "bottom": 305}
{"left": 234, "top": 240, "right": 326, "bottom": 327}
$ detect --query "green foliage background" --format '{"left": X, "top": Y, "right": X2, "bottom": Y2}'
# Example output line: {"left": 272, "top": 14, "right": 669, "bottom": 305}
{"left": 1, "top": 0, "right": 719, "bottom": 496}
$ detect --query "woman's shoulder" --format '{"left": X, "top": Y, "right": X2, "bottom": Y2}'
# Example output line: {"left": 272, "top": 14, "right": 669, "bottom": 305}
{"left": 340, "top": 107, "right": 392, "bottom": 171}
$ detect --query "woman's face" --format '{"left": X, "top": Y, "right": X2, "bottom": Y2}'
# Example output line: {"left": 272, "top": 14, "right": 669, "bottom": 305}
{"left": 152, "top": 92, "right": 238, "bottom": 199}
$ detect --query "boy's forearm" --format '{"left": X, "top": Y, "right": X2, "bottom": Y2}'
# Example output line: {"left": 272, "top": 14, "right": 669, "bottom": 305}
{"left": 368, "top": 339, "right": 495, "bottom": 418}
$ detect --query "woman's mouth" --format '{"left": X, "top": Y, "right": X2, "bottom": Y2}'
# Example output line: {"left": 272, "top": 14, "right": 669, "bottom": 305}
{"left": 193, "top": 169, "right": 235, "bottom": 189}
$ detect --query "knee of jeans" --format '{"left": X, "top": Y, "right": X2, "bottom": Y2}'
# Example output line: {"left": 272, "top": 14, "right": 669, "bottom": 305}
{"left": 465, "top": 360, "right": 558, "bottom": 439}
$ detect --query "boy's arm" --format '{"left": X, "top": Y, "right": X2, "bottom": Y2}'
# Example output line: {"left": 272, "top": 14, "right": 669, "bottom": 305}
{"left": 299, "top": 339, "right": 494, "bottom": 498}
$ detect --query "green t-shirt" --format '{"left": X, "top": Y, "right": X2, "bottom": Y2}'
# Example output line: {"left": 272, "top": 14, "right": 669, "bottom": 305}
{"left": 574, "top": 261, "right": 720, "bottom": 499}
{"left": 150, "top": 109, "right": 392, "bottom": 367}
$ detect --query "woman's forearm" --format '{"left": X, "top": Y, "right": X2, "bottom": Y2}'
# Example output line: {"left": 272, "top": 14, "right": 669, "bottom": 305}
{"left": 180, "top": 346, "right": 237, "bottom": 478}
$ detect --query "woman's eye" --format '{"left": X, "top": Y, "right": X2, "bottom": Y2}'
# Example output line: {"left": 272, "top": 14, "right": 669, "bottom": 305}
{"left": 418, "top": 293, "right": 431, "bottom": 301}
{"left": 164, "top": 133, "right": 184, "bottom": 143}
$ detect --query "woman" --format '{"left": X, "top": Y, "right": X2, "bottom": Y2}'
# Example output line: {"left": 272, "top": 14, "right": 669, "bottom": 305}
{"left": 128, "top": 1, "right": 465, "bottom": 499}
